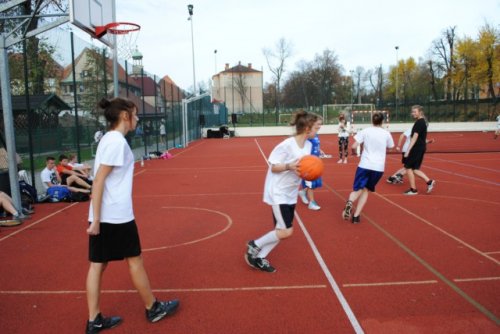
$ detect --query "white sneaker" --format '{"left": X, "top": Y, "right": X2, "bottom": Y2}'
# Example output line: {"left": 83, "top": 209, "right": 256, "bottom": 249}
{"left": 343, "top": 159, "right": 347, "bottom": 164}
{"left": 298, "top": 189, "right": 309, "bottom": 204}
{"left": 337, "top": 159, "right": 343, "bottom": 164}
{"left": 308, "top": 201, "right": 321, "bottom": 210}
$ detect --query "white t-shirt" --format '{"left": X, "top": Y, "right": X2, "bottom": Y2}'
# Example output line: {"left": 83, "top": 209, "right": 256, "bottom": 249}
{"left": 338, "top": 121, "right": 349, "bottom": 138}
{"left": 88, "top": 130, "right": 135, "bottom": 224}
{"left": 40, "top": 167, "right": 59, "bottom": 190}
{"left": 263, "top": 137, "right": 312, "bottom": 205}
{"left": 160, "top": 124, "right": 166, "bottom": 135}
{"left": 401, "top": 128, "right": 412, "bottom": 153}
{"left": 354, "top": 126, "right": 394, "bottom": 172}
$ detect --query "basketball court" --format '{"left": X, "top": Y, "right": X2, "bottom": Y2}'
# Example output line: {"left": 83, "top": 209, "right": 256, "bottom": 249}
{"left": 0, "top": 132, "right": 499, "bottom": 333}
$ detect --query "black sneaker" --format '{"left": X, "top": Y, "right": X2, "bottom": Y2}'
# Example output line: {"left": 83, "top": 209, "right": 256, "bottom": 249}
{"left": 22, "top": 207, "right": 34, "bottom": 215}
{"left": 342, "top": 200, "right": 353, "bottom": 220}
{"left": 352, "top": 216, "right": 361, "bottom": 224}
{"left": 404, "top": 188, "right": 418, "bottom": 196}
{"left": 386, "top": 176, "right": 396, "bottom": 184}
{"left": 245, "top": 240, "right": 261, "bottom": 268}
{"left": 426, "top": 180, "right": 436, "bottom": 194}
{"left": 146, "top": 299, "right": 179, "bottom": 323}
{"left": 86, "top": 313, "right": 122, "bottom": 334}
{"left": 255, "top": 258, "right": 276, "bottom": 273}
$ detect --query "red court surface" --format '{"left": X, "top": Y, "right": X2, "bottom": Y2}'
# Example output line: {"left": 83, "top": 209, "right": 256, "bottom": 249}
{"left": 0, "top": 132, "right": 499, "bottom": 333}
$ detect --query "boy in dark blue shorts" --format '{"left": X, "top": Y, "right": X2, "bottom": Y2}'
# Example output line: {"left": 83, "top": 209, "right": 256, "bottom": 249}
{"left": 342, "top": 112, "right": 394, "bottom": 224}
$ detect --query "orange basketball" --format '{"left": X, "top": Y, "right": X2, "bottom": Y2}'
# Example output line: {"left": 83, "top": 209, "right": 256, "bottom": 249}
{"left": 298, "top": 155, "right": 324, "bottom": 181}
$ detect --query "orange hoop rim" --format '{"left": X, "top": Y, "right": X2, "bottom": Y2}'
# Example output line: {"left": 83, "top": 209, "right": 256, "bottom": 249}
{"left": 95, "top": 22, "right": 140, "bottom": 37}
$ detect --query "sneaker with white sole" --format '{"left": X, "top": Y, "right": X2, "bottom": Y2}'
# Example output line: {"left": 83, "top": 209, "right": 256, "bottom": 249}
{"left": 308, "top": 201, "right": 321, "bottom": 210}
{"left": 255, "top": 258, "right": 276, "bottom": 273}
{"left": 342, "top": 200, "right": 353, "bottom": 220}
{"left": 86, "top": 313, "right": 122, "bottom": 334}
{"left": 146, "top": 299, "right": 179, "bottom": 323}
{"left": 426, "top": 180, "right": 435, "bottom": 193}
{"left": 298, "top": 189, "right": 309, "bottom": 204}
{"left": 404, "top": 188, "right": 418, "bottom": 195}
{"left": 245, "top": 240, "right": 261, "bottom": 268}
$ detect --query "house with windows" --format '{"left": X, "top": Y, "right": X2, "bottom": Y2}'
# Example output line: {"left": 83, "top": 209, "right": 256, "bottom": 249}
{"left": 212, "top": 62, "right": 263, "bottom": 114}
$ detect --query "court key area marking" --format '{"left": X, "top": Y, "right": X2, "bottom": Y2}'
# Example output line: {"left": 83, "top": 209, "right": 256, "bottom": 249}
{"left": 142, "top": 206, "right": 233, "bottom": 252}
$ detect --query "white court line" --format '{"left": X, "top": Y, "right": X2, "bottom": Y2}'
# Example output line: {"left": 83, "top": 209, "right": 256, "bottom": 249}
{"left": 374, "top": 193, "right": 500, "bottom": 266}
{"left": 427, "top": 155, "right": 500, "bottom": 173}
{"left": 387, "top": 155, "right": 499, "bottom": 186}
{"left": 0, "top": 203, "right": 79, "bottom": 242}
{"left": 254, "top": 138, "right": 364, "bottom": 334}
{"left": 343, "top": 280, "right": 438, "bottom": 287}
{"left": 0, "top": 284, "right": 327, "bottom": 295}
{"left": 454, "top": 277, "right": 500, "bottom": 283}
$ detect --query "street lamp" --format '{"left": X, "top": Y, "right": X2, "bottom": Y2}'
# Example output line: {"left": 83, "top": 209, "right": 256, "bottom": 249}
{"left": 395, "top": 46, "right": 399, "bottom": 118}
{"left": 187, "top": 4, "right": 196, "bottom": 95}
{"left": 214, "top": 49, "right": 217, "bottom": 73}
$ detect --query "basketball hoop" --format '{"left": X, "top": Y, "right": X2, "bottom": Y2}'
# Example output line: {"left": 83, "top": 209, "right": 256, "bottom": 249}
{"left": 95, "top": 22, "right": 141, "bottom": 60}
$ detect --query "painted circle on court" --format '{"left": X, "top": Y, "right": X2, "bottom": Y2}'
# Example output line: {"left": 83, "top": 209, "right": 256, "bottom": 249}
{"left": 141, "top": 206, "right": 232, "bottom": 252}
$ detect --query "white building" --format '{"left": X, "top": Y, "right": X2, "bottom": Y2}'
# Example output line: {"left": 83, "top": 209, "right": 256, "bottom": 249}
{"left": 212, "top": 62, "right": 263, "bottom": 114}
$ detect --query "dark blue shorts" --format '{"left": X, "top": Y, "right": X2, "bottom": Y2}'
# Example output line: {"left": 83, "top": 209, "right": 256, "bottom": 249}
{"left": 353, "top": 167, "right": 383, "bottom": 192}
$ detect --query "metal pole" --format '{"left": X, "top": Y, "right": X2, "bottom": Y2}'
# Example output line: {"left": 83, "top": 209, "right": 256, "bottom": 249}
{"left": 0, "top": 34, "right": 23, "bottom": 213}
{"left": 22, "top": 39, "right": 36, "bottom": 191}
{"left": 188, "top": 5, "right": 196, "bottom": 95}
{"left": 112, "top": 0, "right": 118, "bottom": 97}
{"left": 70, "top": 32, "right": 81, "bottom": 161}
{"left": 395, "top": 46, "right": 399, "bottom": 121}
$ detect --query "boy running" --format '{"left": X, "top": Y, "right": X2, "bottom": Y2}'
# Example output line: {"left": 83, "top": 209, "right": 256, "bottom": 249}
{"left": 342, "top": 112, "right": 394, "bottom": 224}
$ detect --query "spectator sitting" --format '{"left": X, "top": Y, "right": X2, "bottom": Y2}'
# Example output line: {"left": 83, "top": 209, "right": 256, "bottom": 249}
{"left": 0, "top": 191, "right": 30, "bottom": 226}
{"left": 57, "top": 154, "right": 92, "bottom": 187}
{"left": 41, "top": 156, "right": 91, "bottom": 194}
{"left": 68, "top": 153, "right": 92, "bottom": 178}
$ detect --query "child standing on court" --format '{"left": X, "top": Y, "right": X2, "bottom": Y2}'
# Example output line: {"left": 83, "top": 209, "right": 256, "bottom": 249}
{"left": 298, "top": 118, "right": 325, "bottom": 210}
{"left": 245, "top": 111, "right": 322, "bottom": 272}
{"left": 85, "top": 97, "right": 179, "bottom": 334}
{"left": 337, "top": 113, "right": 350, "bottom": 163}
{"left": 342, "top": 112, "right": 394, "bottom": 224}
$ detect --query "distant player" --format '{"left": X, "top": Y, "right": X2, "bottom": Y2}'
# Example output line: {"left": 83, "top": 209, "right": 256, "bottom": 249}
{"left": 387, "top": 128, "right": 435, "bottom": 184}
{"left": 342, "top": 112, "right": 394, "bottom": 224}
{"left": 403, "top": 105, "right": 435, "bottom": 195}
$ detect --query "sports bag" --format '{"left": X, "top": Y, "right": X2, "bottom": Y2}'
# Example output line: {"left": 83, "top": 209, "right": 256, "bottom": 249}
{"left": 46, "top": 186, "right": 72, "bottom": 202}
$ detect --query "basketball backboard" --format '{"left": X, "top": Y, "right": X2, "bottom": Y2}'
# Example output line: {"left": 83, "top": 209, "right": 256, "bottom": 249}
{"left": 69, "top": 0, "right": 116, "bottom": 47}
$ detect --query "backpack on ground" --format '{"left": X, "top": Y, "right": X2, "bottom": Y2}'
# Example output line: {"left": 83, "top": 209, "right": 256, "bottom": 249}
{"left": 19, "top": 180, "right": 37, "bottom": 209}
{"left": 46, "top": 186, "right": 72, "bottom": 202}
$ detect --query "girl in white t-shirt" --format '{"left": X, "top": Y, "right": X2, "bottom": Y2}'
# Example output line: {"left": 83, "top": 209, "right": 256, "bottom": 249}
{"left": 245, "top": 111, "right": 322, "bottom": 273}
{"left": 85, "top": 98, "right": 179, "bottom": 333}
{"left": 337, "top": 113, "right": 350, "bottom": 163}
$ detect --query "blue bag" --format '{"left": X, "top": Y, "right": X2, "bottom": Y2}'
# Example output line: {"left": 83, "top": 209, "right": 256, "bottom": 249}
{"left": 46, "top": 186, "right": 71, "bottom": 202}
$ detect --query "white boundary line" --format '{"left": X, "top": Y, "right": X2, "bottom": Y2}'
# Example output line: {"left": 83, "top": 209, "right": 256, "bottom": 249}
{"left": 254, "top": 138, "right": 364, "bottom": 334}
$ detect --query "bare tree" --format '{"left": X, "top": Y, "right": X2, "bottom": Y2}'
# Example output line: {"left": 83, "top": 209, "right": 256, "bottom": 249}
{"left": 432, "top": 26, "right": 457, "bottom": 100}
{"left": 367, "top": 65, "right": 384, "bottom": 107}
{"left": 262, "top": 37, "right": 293, "bottom": 117}
{"left": 233, "top": 73, "right": 248, "bottom": 113}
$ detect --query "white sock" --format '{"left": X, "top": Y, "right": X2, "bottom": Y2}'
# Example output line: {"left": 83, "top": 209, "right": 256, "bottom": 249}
{"left": 254, "top": 231, "right": 280, "bottom": 257}
{"left": 255, "top": 230, "right": 279, "bottom": 249}
{"left": 258, "top": 239, "right": 280, "bottom": 258}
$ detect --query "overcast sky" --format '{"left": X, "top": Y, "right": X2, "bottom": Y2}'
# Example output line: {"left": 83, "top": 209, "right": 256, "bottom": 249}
{"left": 110, "top": 0, "right": 499, "bottom": 90}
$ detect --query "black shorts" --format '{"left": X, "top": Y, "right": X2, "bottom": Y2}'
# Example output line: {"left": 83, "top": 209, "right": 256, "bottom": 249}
{"left": 404, "top": 149, "right": 425, "bottom": 170}
{"left": 272, "top": 204, "right": 296, "bottom": 229}
{"left": 401, "top": 153, "right": 407, "bottom": 165}
{"left": 89, "top": 220, "right": 142, "bottom": 263}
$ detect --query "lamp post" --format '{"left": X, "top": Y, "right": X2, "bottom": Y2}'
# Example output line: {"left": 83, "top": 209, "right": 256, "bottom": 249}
{"left": 214, "top": 49, "right": 217, "bottom": 73}
{"left": 395, "top": 46, "right": 399, "bottom": 119}
{"left": 187, "top": 4, "right": 196, "bottom": 95}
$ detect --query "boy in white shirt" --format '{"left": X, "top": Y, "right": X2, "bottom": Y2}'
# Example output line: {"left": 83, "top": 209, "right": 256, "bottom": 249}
{"left": 342, "top": 112, "right": 394, "bottom": 224}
